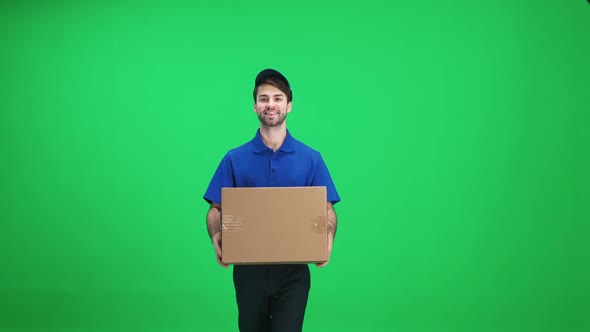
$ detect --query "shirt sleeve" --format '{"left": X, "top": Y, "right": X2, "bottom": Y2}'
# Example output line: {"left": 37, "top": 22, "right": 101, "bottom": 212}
{"left": 203, "top": 153, "right": 235, "bottom": 205}
{"left": 311, "top": 153, "right": 341, "bottom": 205}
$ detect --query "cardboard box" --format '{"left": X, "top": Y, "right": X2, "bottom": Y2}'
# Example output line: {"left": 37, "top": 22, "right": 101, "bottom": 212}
{"left": 221, "top": 186, "right": 328, "bottom": 264}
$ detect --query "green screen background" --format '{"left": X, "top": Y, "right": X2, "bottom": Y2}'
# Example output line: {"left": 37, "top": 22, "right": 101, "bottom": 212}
{"left": 1, "top": 1, "right": 588, "bottom": 331}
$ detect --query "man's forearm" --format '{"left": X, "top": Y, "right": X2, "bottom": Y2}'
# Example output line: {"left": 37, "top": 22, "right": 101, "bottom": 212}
{"left": 327, "top": 204, "right": 337, "bottom": 238}
{"left": 207, "top": 205, "right": 221, "bottom": 238}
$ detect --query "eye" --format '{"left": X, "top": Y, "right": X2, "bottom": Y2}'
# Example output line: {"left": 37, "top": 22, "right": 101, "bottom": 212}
{"left": 259, "top": 97, "right": 268, "bottom": 102}
{"left": 275, "top": 98, "right": 282, "bottom": 102}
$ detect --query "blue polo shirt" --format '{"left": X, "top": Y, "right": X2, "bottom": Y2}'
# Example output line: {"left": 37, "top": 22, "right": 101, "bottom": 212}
{"left": 203, "top": 129, "right": 340, "bottom": 205}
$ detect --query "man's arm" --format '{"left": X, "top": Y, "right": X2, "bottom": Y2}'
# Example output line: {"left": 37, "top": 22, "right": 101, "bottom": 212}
{"left": 206, "top": 203, "right": 221, "bottom": 237}
{"left": 207, "top": 203, "right": 228, "bottom": 267}
{"left": 317, "top": 202, "right": 337, "bottom": 268}
{"left": 327, "top": 202, "right": 337, "bottom": 239}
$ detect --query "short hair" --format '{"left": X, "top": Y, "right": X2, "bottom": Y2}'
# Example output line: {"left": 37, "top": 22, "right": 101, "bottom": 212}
{"left": 253, "top": 77, "right": 292, "bottom": 103}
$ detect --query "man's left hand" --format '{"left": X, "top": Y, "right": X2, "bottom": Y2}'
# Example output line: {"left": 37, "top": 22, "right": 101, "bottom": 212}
{"left": 316, "top": 233, "right": 334, "bottom": 268}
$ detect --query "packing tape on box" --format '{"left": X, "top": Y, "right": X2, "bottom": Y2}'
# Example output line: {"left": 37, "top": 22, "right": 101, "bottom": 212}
{"left": 222, "top": 215, "right": 243, "bottom": 232}
{"left": 312, "top": 216, "right": 327, "bottom": 234}
{"left": 223, "top": 215, "right": 325, "bottom": 233}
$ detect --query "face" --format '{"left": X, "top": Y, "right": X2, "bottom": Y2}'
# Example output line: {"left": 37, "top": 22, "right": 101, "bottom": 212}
{"left": 254, "top": 84, "right": 292, "bottom": 127}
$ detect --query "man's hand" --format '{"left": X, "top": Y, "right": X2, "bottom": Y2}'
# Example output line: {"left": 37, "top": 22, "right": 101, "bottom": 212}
{"left": 316, "top": 233, "right": 334, "bottom": 268}
{"left": 211, "top": 232, "right": 229, "bottom": 268}
{"left": 316, "top": 203, "right": 337, "bottom": 268}
{"left": 206, "top": 203, "right": 228, "bottom": 268}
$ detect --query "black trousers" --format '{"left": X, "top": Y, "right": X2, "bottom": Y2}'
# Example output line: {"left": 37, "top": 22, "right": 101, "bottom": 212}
{"left": 233, "top": 264, "right": 311, "bottom": 332}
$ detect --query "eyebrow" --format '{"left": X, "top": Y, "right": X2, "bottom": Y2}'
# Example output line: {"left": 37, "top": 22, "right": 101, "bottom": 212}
{"left": 259, "top": 94, "right": 285, "bottom": 98}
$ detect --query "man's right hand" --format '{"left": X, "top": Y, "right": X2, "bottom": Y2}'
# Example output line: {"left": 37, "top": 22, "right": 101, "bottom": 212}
{"left": 211, "top": 232, "right": 229, "bottom": 268}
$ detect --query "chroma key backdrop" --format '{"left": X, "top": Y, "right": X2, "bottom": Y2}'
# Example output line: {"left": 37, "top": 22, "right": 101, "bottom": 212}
{"left": 1, "top": 1, "right": 588, "bottom": 332}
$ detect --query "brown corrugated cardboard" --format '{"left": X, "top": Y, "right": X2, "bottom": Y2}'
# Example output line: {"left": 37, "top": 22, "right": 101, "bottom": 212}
{"left": 221, "top": 186, "right": 328, "bottom": 264}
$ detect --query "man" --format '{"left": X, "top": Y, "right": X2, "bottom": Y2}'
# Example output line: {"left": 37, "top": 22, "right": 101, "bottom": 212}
{"left": 203, "top": 68, "right": 340, "bottom": 332}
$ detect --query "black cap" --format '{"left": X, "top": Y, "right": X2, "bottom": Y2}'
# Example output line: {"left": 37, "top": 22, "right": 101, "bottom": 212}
{"left": 255, "top": 68, "right": 290, "bottom": 88}
{"left": 254, "top": 68, "right": 292, "bottom": 102}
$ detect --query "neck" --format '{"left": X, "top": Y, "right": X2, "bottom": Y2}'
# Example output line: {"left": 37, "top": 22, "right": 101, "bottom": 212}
{"left": 259, "top": 123, "right": 287, "bottom": 152}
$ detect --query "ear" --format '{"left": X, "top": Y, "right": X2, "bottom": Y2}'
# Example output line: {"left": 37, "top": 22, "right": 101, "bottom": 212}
{"left": 253, "top": 103, "right": 257, "bottom": 112}
{"left": 287, "top": 101, "right": 292, "bottom": 113}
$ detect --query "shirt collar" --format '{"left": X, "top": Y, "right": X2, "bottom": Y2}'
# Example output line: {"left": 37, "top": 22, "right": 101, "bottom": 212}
{"left": 251, "top": 129, "right": 295, "bottom": 153}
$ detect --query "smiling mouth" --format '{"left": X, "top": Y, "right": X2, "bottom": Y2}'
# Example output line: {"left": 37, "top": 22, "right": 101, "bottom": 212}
{"left": 264, "top": 111, "right": 278, "bottom": 115}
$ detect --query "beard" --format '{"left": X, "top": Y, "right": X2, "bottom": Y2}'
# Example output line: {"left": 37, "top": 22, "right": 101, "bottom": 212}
{"left": 257, "top": 111, "right": 287, "bottom": 127}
